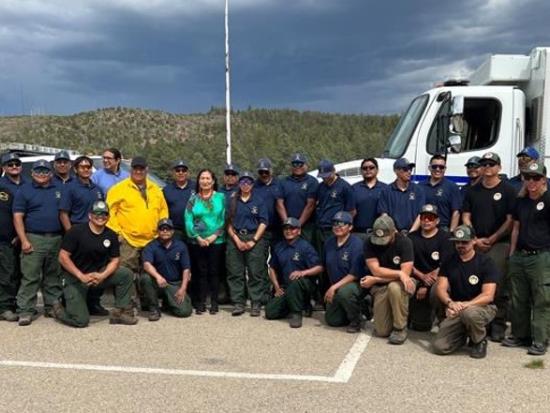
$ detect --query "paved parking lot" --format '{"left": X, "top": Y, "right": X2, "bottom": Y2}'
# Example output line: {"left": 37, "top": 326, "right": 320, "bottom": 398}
{"left": 1, "top": 307, "right": 548, "bottom": 412}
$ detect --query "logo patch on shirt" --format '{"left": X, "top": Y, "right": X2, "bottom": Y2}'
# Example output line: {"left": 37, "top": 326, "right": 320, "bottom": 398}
{"left": 409, "top": 192, "right": 416, "bottom": 201}
{"left": 175, "top": 252, "right": 181, "bottom": 261}
{"left": 301, "top": 183, "right": 308, "bottom": 191}
{"left": 493, "top": 192, "right": 502, "bottom": 201}
{"left": 103, "top": 239, "right": 111, "bottom": 248}
{"left": 468, "top": 275, "right": 479, "bottom": 285}
{"left": 436, "top": 188, "right": 444, "bottom": 197}
{"left": 96, "top": 191, "right": 102, "bottom": 199}
{"left": 537, "top": 202, "right": 545, "bottom": 211}
{"left": 292, "top": 252, "right": 301, "bottom": 261}
{"left": 55, "top": 191, "right": 61, "bottom": 199}
{"left": 251, "top": 206, "right": 258, "bottom": 215}
{"left": 431, "top": 251, "right": 440, "bottom": 261}
{"left": 341, "top": 251, "right": 349, "bottom": 262}
{"left": 330, "top": 190, "right": 337, "bottom": 199}
{"left": 393, "top": 256, "right": 401, "bottom": 265}
{"left": 0, "top": 191, "right": 9, "bottom": 202}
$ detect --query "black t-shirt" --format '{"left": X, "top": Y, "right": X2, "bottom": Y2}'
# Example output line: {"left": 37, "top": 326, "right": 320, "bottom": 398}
{"left": 364, "top": 233, "right": 414, "bottom": 270}
{"left": 513, "top": 192, "right": 550, "bottom": 250}
{"left": 61, "top": 224, "right": 120, "bottom": 273}
{"left": 0, "top": 184, "right": 15, "bottom": 243}
{"left": 462, "top": 180, "right": 516, "bottom": 238}
{"left": 439, "top": 252, "right": 500, "bottom": 302}
{"left": 409, "top": 229, "right": 453, "bottom": 273}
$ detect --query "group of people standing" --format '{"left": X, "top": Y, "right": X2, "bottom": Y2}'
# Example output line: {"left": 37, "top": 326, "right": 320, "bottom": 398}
{"left": 0, "top": 144, "right": 549, "bottom": 360}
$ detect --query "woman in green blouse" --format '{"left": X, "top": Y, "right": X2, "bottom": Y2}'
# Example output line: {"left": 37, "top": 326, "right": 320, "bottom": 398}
{"left": 185, "top": 169, "right": 226, "bottom": 314}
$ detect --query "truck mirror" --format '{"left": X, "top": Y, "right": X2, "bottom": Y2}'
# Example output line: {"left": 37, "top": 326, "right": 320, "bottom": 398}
{"left": 447, "top": 134, "right": 462, "bottom": 153}
{"left": 451, "top": 95, "right": 464, "bottom": 115}
{"left": 450, "top": 95, "right": 464, "bottom": 134}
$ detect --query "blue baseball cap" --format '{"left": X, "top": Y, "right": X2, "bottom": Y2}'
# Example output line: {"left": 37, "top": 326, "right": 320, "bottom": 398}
{"left": 54, "top": 150, "right": 71, "bottom": 161}
{"left": 291, "top": 153, "right": 307, "bottom": 164}
{"left": 1, "top": 153, "right": 20, "bottom": 165}
{"left": 157, "top": 218, "right": 174, "bottom": 229}
{"left": 317, "top": 159, "right": 335, "bottom": 178}
{"left": 393, "top": 158, "right": 415, "bottom": 170}
{"left": 224, "top": 164, "right": 240, "bottom": 175}
{"left": 257, "top": 158, "right": 272, "bottom": 171}
{"left": 517, "top": 146, "right": 539, "bottom": 160}
{"left": 32, "top": 159, "right": 53, "bottom": 171}
{"left": 332, "top": 211, "right": 353, "bottom": 225}
{"left": 172, "top": 159, "right": 188, "bottom": 169}
{"left": 239, "top": 171, "right": 255, "bottom": 183}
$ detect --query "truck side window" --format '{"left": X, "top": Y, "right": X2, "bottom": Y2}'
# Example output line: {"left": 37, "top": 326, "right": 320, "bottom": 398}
{"left": 427, "top": 98, "right": 501, "bottom": 154}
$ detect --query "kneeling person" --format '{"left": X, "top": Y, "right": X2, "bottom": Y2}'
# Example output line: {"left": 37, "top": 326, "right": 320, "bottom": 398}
{"left": 140, "top": 219, "right": 192, "bottom": 321}
{"left": 56, "top": 201, "right": 137, "bottom": 327}
{"left": 265, "top": 217, "right": 323, "bottom": 328}
{"left": 432, "top": 225, "right": 500, "bottom": 359}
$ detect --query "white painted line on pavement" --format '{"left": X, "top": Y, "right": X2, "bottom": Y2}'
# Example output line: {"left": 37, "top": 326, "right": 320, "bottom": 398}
{"left": 0, "top": 333, "right": 371, "bottom": 384}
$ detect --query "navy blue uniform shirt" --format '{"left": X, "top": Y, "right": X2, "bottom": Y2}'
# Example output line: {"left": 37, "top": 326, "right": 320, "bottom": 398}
{"left": 0, "top": 175, "right": 27, "bottom": 194}
{"left": 13, "top": 181, "right": 62, "bottom": 233}
{"left": 269, "top": 237, "right": 321, "bottom": 286}
{"left": 352, "top": 180, "right": 387, "bottom": 231}
{"left": 378, "top": 181, "right": 425, "bottom": 231}
{"left": 162, "top": 180, "right": 196, "bottom": 231}
{"left": 316, "top": 177, "right": 355, "bottom": 229}
{"left": 279, "top": 174, "right": 319, "bottom": 220}
{"left": 254, "top": 177, "right": 283, "bottom": 229}
{"left": 323, "top": 234, "right": 365, "bottom": 284}
{"left": 229, "top": 192, "right": 268, "bottom": 232}
{"left": 419, "top": 178, "right": 461, "bottom": 228}
{"left": 142, "top": 238, "right": 191, "bottom": 283}
{"left": 59, "top": 178, "right": 104, "bottom": 224}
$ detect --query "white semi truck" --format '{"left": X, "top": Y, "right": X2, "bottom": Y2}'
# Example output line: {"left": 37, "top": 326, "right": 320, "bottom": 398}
{"left": 329, "top": 47, "right": 550, "bottom": 184}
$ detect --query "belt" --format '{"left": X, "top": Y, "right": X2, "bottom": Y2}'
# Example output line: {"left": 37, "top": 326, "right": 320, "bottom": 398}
{"left": 28, "top": 232, "right": 62, "bottom": 237}
{"left": 237, "top": 228, "right": 254, "bottom": 235}
{"left": 518, "top": 248, "right": 550, "bottom": 256}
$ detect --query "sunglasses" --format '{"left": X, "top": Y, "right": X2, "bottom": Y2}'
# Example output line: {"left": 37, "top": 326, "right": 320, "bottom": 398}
{"left": 225, "top": 172, "right": 238, "bottom": 177}
{"left": 291, "top": 162, "right": 305, "bottom": 168}
{"left": 397, "top": 167, "right": 413, "bottom": 172}
{"left": 258, "top": 170, "right": 270, "bottom": 175}
{"left": 239, "top": 180, "right": 254, "bottom": 186}
{"left": 33, "top": 169, "right": 51, "bottom": 176}
{"left": 6, "top": 162, "right": 21, "bottom": 167}
{"left": 465, "top": 164, "right": 480, "bottom": 169}
{"left": 158, "top": 226, "right": 173, "bottom": 232}
{"left": 430, "top": 165, "right": 446, "bottom": 171}
{"left": 332, "top": 221, "right": 349, "bottom": 227}
{"left": 92, "top": 212, "right": 109, "bottom": 217}
{"left": 174, "top": 168, "right": 188, "bottom": 173}
{"left": 523, "top": 174, "right": 544, "bottom": 182}
{"left": 362, "top": 165, "right": 376, "bottom": 171}
{"left": 480, "top": 162, "right": 498, "bottom": 167}
{"left": 420, "top": 214, "right": 437, "bottom": 222}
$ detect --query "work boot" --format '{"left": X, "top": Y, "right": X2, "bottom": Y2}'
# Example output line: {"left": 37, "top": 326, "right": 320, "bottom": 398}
{"left": 289, "top": 312, "right": 303, "bottom": 328}
{"left": 0, "top": 310, "right": 18, "bottom": 322}
{"left": 209, "top": 302, "right": 219, "bottom": 315}
{"left": 489, "top": 323, "right": 505, "bottom": 342}
{"left": 51, "top": 302, "right": 65, "bottom": 319}
{"left": 250, "top": 302, "right": 261, "bottom": 317}
{"left": 346, "top": 320, "right": 361, "bottom": 334}
{"left": 303, "top": 301, "right": 313, "bottom": 318}
{"left": 148, "top": 308, "right": 161, "bottom": 322}
{"left": 388, "top": 328, "right": 408, "bottom": 345}
{"left": 232, "top": 304, "right": 245, "bottom": 316}
{"left": 88, "top": 304, "right": 110, "bottom": 316}
{"left": 527, "top": 342, "right": 547, "bottom": 356}
{"left": 109, "top": 307, "right": 138, "bottom": 325}
{"left": 470, "top": 339, "right": 488, "bottom": 359}
{"left": 18, "top": 314, "right": 32, "bottom": 326}
{"left": 502, "top": 336, "right": 531, "bottom": 348}
{"left": 195, "top": 303, "right": 206, "bottom": 315}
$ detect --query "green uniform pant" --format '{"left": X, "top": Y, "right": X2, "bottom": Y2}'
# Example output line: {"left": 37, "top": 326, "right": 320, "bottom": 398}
{"left": 265, "top": 277, "right": 317, "bottom": 319}
{"left": 0, "top": 243, "right": 18, "bottom": 312}
{"left": 139, "top": 273, "right": 192, "bottom": 318}
{"left": 486, "top": 242, "right": 510, "bottom": 329}
{"left": 226, "top": 235, "right": 268, "bottom": 305}
{"left": 508, "top": 251, "right": 550, "bottom": 344}
{"left": 371, "top": 280, "right": 414, "bottom": 336}
{"left": 325, "top": 282, "right": 361, "bottom": 327}
{"left": 314, "top": 228, "right": 334, "bottom": 296}
{"left": 432, "top": 305, "right": 496, "bottom": 354}
{"left": 300, "top": 221, "right": 315, "bottom": 244}
{"left": 16, "top": 233, "right": 62, "bottom": 316}
{"left": 58, "top": 267, "right": 134, "bottom": 328}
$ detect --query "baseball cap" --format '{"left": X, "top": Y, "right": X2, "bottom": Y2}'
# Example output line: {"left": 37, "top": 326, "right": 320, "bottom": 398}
{"left": 480, "top": 152, "right": 501, "bottom": 165}
{"left": 224, "top": 164, "right": 240, "bottom": 175}
{"left": 91, "top": 200, "right": 109, "bottom": 215}
{"left": 172, "top": 159, "right": 188, "bottom": 169}
{"left": 282, "top": 217, "right": 301, "bottom": 228}
{"left": 464, "top": 156, "right": 481, "bottom": 167}
{"left": 257, "top": 158, "right": 272, "bottom": 172}
{"left": 393, "top": 158, "right": 416, "bottom": 170}
{"left": 239, "top": 171, "right": 255, "bottom": 183}
{"left": 317, "top": 159, "right": 335, "bottom": 178}
{"left": 54, "top": 150, "right": 71, "bottom": 161}
{"left": 291, "top": 153, "right": 307, "bottom": 164}
{"left": 131, "top": 156, "right": 148, "bottom": 168}
{"left": 517, "top": 146, "right": 540, "bottom": 160}
{"left": 157, "top": 218, "right": 174, "bottom": 229}
{"left": 420, "top": 204, "right": 438, "bottom": 216}
{"left": 370, "top": 215, "right": 396, "bottom": 246}
{"left": 1, "top": 153, "right": 20, "bottom": 165}
{"left": 332, "top": 211, "right": 353, "bottom": 225}
{"left": 32, "top": 159, "right": 52, "bottom": 171}
{"left": 521, "top": 162, "right": 546, "bottom": 177}
{"left": 449, "top": 225, "right": 476, "bottom": 241}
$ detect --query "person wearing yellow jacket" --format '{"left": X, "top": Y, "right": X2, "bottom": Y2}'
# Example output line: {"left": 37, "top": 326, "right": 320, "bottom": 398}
{"left": 106, "top": 156, "right": 168, "bottom": 275}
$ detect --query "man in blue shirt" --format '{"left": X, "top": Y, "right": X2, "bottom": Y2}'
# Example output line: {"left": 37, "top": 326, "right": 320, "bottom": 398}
{"left": 460, "top": 156, "right": 482, "bottom": 201}
{"left": 0, "top": 153, "right": 27, "bottom": 194}
{"left": 419, "top": 154, "right": 461, "bottom": 231}
{"left": 378, "top": 158, "right": 425, "bottom": 232}
{"left": 53, "top": 150, "right": 74, "bottom": 186}
{"left": 219, "top": 163, "right": 240, "bottom": 200}
{"left": 352, "top": 158, "right": 387, "bottom": 239}
{"left": 91, "top": 148, "right": 129, "bottom": 194}
{"left": 162, "top": 160, "right": 195, "bottom": 241}
{"left": 276, "top": 153, "right": 319, "bottom": 243}
{"left": 508, "top": 146, "right": 540, "bottom": 193}
{"left": 254, "top": 158, "right": 283, "bottom": 245}
{"left": 0, "top": 181, "right": 18, "bottom": 322}
{"left": 265, "top": 217, "right": 323, "bottom": 328}
{"left": 13, "top": 160, "right": 63, "bottom": 326}
{"left": 140, "top": 218, "right": 192, "bottom": 321}
{"left": 323, "top": 211, "right": 365, "bottom": 333}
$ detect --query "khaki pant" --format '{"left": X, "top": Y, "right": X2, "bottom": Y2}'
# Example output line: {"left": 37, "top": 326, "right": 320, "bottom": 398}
{"left": 371, "top": 281, "right": 413, "bottom": 336}
{"left": 432, "top": 305, "right": 496, "bottom": 355}
{"left": 119, "top": 238, "right": 142, "bottom": 274}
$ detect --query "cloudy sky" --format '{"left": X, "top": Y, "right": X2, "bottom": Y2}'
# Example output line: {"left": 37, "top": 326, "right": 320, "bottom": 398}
{"left": 0, "top": 0, "right": 548, "bottom": 116}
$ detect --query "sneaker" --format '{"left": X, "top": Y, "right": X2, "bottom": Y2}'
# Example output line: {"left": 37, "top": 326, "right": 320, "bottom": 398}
{"left": 289, "top": 312, "right": 303, "bottom": 328}
{"left": 232, "top": 304, "right": 245, "bottom": 316}
{"left": 346, "top": 320, "right": 361, "bottom": 334}
{"left": 470, "top": 339, "right": 488, "bottom": 359}
{"left": 388, "top": 328, "right": 408, "bottom": 345}
{"left": 527, "top": 342, "right": 547, "bottom": 356}
{"left": 18, "top": 314, "right": 32, "bottom": 326}
{"left": 109, "top": 307, "right": 138, "bottom": 325}
{"left": 88, "top": 304, "right": 109, "bottom": 316}
{"left": 250, "top": 302, "right": 261, "bottom": 317}
{"left": 502, "top": 336, "right": 531, "bottom": 348}
{"left": 148, "top": 309, "right": 161, "bottom": 322}
{"left": 0, "top": 310, "right": 18, "bottom": 322}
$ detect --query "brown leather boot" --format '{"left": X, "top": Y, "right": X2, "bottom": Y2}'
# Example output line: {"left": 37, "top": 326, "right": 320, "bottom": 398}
{"left": 109, "top": 306, "right": 138, "bottom": 325}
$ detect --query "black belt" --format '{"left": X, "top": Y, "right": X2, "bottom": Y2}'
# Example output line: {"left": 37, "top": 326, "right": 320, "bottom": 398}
{"left": 28, "top": 232, "right": 62, "bottom": 237}
{"left": 518, "top": 248, "right": 550, "bottom": 256}
{"left": 237, "top": 228, "right": 255, "bottom": 235}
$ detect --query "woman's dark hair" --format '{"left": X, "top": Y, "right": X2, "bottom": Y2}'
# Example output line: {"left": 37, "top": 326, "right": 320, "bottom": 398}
{"left": 73, "top": 155, "right": 93, "bottom": 169}
{"left": 361, "top": 157, "right": 378, "bottom": 169}
{"left": 195, "top": 168, "right": 218, "bottom": 193}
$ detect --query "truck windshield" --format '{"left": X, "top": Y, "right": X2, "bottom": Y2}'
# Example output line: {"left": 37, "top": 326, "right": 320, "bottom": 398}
{"left": 382, "top": 94, "right": 429, "bottom": 158}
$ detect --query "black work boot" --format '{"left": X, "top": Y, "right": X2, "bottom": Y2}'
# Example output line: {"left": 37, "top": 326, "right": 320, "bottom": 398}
{"left": 470, "top": 339, "right": 488, "bottom": 359}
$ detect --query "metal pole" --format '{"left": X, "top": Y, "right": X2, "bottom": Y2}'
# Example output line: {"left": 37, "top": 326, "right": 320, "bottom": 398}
{"left": 225, "top": 0, "right": 232, "bottom": 164}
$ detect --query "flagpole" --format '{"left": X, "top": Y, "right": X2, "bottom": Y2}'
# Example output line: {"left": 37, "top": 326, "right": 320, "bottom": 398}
{"left": 225, "top": 0, "right": 232, "bottom": 164}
